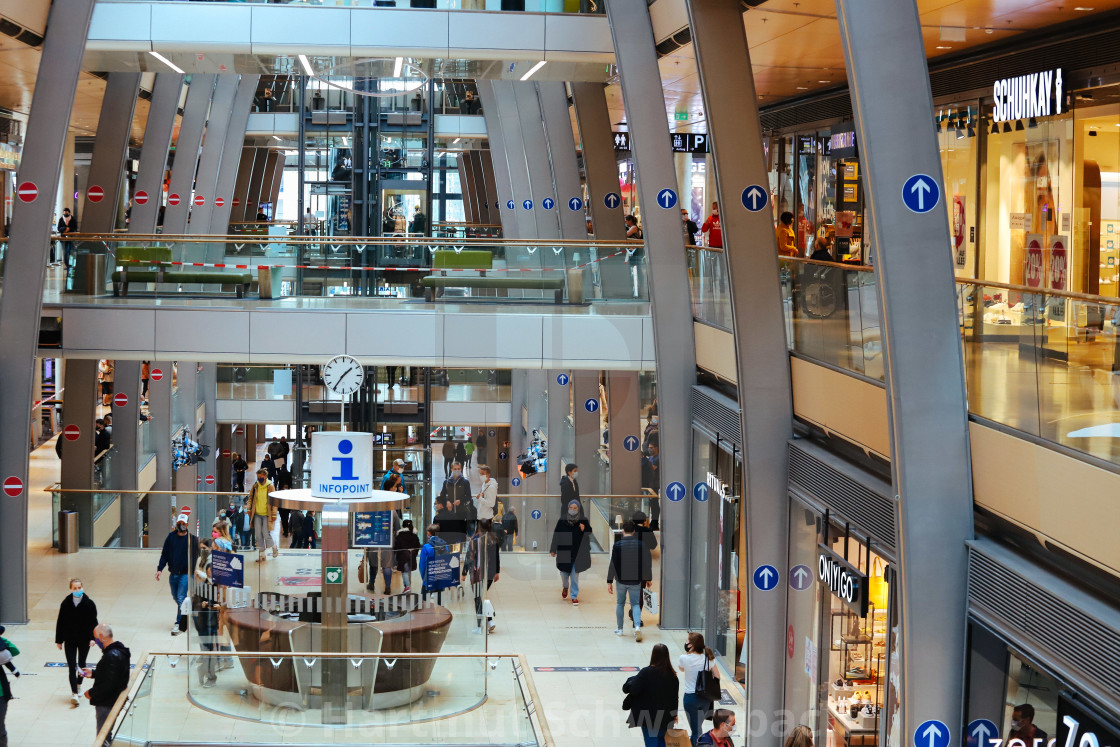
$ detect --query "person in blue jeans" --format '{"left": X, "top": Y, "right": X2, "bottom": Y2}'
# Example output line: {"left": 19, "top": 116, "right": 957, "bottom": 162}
{"left": 155, "top": 514, "right": 199, "bottom": 635}
{"left": 607, "top": 520, "right": 653, "bottom": 642}
{"left": 679, "top": 631, "right": 719, "bottom": 745}
{"left": 623, "top": 643, "right": 679, "bottom": 747}
{"left": 549, "top": 499, "right": 592, "bottom": 605}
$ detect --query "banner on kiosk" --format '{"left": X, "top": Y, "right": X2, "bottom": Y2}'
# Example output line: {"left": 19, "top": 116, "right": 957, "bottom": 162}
{"left": 311, "top": 432, "right": 374, "bottom": 499}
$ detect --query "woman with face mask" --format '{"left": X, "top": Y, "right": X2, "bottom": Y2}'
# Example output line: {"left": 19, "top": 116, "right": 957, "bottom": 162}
{"left": 55, "top": 578, "right": 98, "bottom": 706}
{"left": 549, "top": 499, "right": 594, "bottom": 605}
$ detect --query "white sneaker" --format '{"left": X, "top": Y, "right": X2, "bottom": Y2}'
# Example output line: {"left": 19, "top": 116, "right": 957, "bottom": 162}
{"left": 635, "top": 627, "right": 643, "bottom": 642}
{"left": 614, "top": 629, "right": 623, "bottom": 636}
{"left": 170, "top": 625, "right": 182, "bottom": 636}
{"left": 71, "top": 693, "right": 80, "bottom": 706}
{"left": 472, "top": 627, "right": 482, "bottom": 635}
{"left": 488, "top": 622, "right": 496, "bottom": 633}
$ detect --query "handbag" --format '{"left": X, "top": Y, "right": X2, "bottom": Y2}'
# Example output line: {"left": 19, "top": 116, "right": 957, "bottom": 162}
{"left": 642, "top": 586, "right": 659, "bottom": 615}
{"left": 696, "top": 666, "right": 722, "bottom": 703}
{"left": 665, "top": 728, "right": 692, "bottom": 747}
{"left": 357, "top": 556, "right": 367, "bottom": 585}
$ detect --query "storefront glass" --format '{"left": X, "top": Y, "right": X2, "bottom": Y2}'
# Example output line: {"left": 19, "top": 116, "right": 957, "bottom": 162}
{"left": 936, "top": 106, "right": 980, "bottom": 276}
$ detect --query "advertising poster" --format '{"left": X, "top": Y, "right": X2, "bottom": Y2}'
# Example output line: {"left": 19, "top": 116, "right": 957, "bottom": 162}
{"left": 1024, "top": 234, "right": 1044, "bottom": 288}
{"left": 353, "top": 511, "right": 394, "bottom": 548}
{"left": 426, "top": 551, "right": 461, "bottom": 589}
{"left": 210, "top": 550, "right": 245, "bottom": 588}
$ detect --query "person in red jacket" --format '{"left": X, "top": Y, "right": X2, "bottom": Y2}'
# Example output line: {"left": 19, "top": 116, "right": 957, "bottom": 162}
{"left": 701, "top": 202, "right": 722, "bottom": 248}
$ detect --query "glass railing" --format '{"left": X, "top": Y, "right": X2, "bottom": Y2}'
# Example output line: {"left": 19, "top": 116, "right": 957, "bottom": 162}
{"left": 49, "top": 234, "right": 648, "bottom": 307}
{"left": 781, "top": 256, "right": 1120, "bottom": 469}
{"left": 103, "top": 0, "right": 599, "bottom": 12}
{"left": 217, "top": 364, "right": 298, "bottom": 400}
{"left": 104, "top": 652, "right": 549, "bottom": 745}
{"left": 687, "top": 245, "right": 732, "bottom": 330}
{"left": 433, "top": 222, "right": 504, "bottom": 240}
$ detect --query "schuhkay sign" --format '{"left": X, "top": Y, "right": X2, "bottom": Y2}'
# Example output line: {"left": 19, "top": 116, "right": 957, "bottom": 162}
{"left": 992, "top": 68, "right": 1063, "bottom": 124}
{"left": 817, "top": 544, "right": 870, "bottom": 617}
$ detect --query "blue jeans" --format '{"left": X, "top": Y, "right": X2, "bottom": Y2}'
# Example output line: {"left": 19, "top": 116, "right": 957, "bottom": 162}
{"left": 168, "top": 573, "right": 189, "bottom": 627}
{"left": 683, "top": 692, "right": 706, "bottom": 745}
{"left": 559, "top": 570, "right": 579, "bottom": 599}
{"left": 641, "top": 724, "right": 667, "bottom": 747}
{"left": 616, "top": 583, "right": 643, "bottom": 630}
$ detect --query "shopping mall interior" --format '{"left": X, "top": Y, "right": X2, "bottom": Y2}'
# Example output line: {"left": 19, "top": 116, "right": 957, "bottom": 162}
{"left": 0, "top": 0, "right": 1119, "bottom": 746}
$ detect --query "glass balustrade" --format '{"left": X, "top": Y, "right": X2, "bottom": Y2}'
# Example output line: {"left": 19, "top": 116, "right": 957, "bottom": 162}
{"left": 687, "top": 246, "right": 733, "bottom": 330}
{"left": 101, "top": 0, "right": 599, "bottom": 12}
{"left": 48, "top": 234, "right": 649, "bottom": 308}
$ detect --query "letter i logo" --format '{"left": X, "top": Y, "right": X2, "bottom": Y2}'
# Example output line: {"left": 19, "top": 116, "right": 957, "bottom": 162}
{"left": 333, "top": 439, "right": 358, "bottom": 481}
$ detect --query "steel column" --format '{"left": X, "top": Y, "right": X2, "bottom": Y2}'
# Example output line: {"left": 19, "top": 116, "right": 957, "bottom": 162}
{"left": 60, "top": 359, "right": 99, "bottom": 492}
{"left": 476, "top": 82, "right": 514, "bottom": 236}
{"left": 606, "top": 371, "right": 641, "bottom": 500}
{"left": 478, "top": 150, "right": 499, "bottom": 226}
{"left": 685, "top": 0, "right": 795, "bottom": 727}
{"left": 229, "top": 148, "right": 256, "bottom": 225}
{"left": 834, "top": 0, "right": 974, "bottom": 737}
{"left": 458, "top": 154, "right": 477, "bottom": 223}
{"left": 0, "top": 0, "right": 96, "bottom": 623}
{"left": 163, "top": 75, "right": 215, "bottom": 234}
{"left": 512, "top": 83, "right": 559, "bottom": 240}
{"left": 149, "top": 361, "right": 174, "bottom": 540}
{"left": 113, "top": 360, "right": 143, "bottom": 547}
{"left": 491, "top": 81, "right": 535, "bottom": 239}
{"left": 537, "top": 82, "right": 586, "bottom": 240}
{"left": 130, "top": 74, "right": 183, "bottom": 234}
{"left": 605, "top": 0, "right": 697, "bottom": 629}
{"left": 572, "top": 372, "right": 603, "bottom": 495}
{"left": 186, "top": 75, "right": 240, "bottom": 235}
{"left": 82, "top": 73, "right": 141, "bottom": 233}
{"left": 570, "top": 83, "right": 625, "bottom": 240}
{"left": 242, "top": 149, "right": 270, "bottom": 222}
{"left": 210, "top": 76, "right": 260, "bottom": 235}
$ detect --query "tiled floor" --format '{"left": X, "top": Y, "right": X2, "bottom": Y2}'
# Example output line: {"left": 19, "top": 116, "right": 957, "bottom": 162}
{"left": 7, "top": 436, "right": 742, "bottom": 746}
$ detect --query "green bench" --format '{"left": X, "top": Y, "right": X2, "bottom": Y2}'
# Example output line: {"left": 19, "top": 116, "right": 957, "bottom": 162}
{"left": 112, "top": 246, "right": 253, "bottom": 298}
{"left": 420, "top": 250, "right": 566, "bottom": 303}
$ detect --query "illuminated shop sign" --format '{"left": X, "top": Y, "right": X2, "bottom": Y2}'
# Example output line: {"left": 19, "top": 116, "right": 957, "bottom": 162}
{"left": 992, "top": 68, "right": 1063, "bottom": 124}
{"left": 817, "top": 544, "right": 869, "bottom": 617}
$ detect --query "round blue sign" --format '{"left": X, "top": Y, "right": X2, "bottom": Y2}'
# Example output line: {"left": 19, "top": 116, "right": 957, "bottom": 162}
{"left": 531, "top": 509, "right": 542, "bottom": 520}
{"left": 568, "top": 197, "right": 583, "bottom": 212}
{"left": 511, "top": 477, "right": 522, "bottom": 487}
{"left": 656, "top": 188, "right": 678, "bottom": 209}
{"left": 968, "top": 720, "right": 999, "bottom": 747}
{"left": 603, "top": 192, "right": 621, "bottom": 210}
{"left": 488, "top": 429, "right": 496, "bottom": 437}
{"left": 584, "top": 398, "right": 599, "bottom": 413}
{"left": 789, "top": 564, "right": 813, "bottom": 591}
{"left": 693, "top": 482, "right": 710, "bottom": 502}
{"left": 542, "top": 197, "right": 555, "bottom": 210}
{"left": 753, "top": 564, "right": 780, "bottom": 591}
{"left": 902, "top": 174, "right": 940, "bottom": 214}
{"left": 523, "top": 199, "right": 533, "bottom": 211}
{"left": 914, "top": 721, "right": 950, "bottom": 747}
{"left": 556, "top": 373, "right": 570, "bottom": 386}
{"left": 506, "top": 199, "right": 515, "bottom": 210}
{"left": 498, "top": 450, "right": 508, "bottom": 460}
{"left": 622, "top": 435, "right": 640, "bottom": 452}
{"left": 665, "top": 481, "right": 686, "bottom": 502}
{"left": 741, "top": 185, "right": 768, "bottom": 212}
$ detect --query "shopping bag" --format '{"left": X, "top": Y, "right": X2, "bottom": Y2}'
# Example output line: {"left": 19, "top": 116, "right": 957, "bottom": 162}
{"left": 357, "top": 556, "right": 367, "bottom": 585}
{"left": 665, "top": 728, "right": 691, "bottom": 747}
{"left": 642, "top": 586, "right": 659, "bottom": 615}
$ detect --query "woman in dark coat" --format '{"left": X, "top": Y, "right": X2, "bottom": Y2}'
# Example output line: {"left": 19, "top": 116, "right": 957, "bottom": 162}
{"left": 55, "top": 578, "right": 98, "bottom": 705}
{"left": 549, "top": 499, "right": 593, "bottom": 605}
{"left": 623, "top": 643, "right": 680, "bottom": 747}
{"left": 394, "top": 519, "right": 423, "bottom": 593}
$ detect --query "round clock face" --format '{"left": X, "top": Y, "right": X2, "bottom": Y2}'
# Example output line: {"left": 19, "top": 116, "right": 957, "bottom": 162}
{"left": 322, "top": 355, "right": 364, "bottom": 395}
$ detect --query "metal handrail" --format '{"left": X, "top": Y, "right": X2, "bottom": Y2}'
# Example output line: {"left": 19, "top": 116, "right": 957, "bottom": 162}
{"left": 147, "top": 650, "right": 522, "bottom": 658}
{"left": 98, "top": 654, "right": 153, "bottom": 747}
{"left": 46, "top": 484, "right": 242, "bottom": 495}
{"left": 55, "top": 232, "right": 636, "bottom": 248}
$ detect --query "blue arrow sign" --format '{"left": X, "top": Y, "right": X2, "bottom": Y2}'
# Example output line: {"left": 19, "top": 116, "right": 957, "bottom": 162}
{"left": 568, "top": 197, "right": 583, "bottom": 211}
{"left": 968, "top": 720, "right": 999, "bottom": 747}
{"left": 511, "top": 477, "right": 522, "bottom": 487}
{"left": 584, "top": 398, "right": 599, "bottom": 413}
{"left": 556, "top": 373, "right": 570, "bottom": 386}
{"left": 915, "top": 721, "right": 951, "bottom": 747}
{"left": 666, "top": 481, "right": 686, "bottom": 502}
{"left": 789, "top": 564, "right": 813, "bottom": 591}
{"left": 506, "top": 199, "right": 515, "bottom": 210}
{"left": 495, "top": 201, "right": 499, "bottom": 210}
{"left": 604, "top": 192, "right": 621, "bottom": 209}
{"left": 531, "top": 509, "right": 542, "bottom": 520}
{"left": 498, "top": 450, "right": 508, "bottom": 460}
{"left": 902, "top": 174, "right": 940, "bottom": 214}
{"left": 693, "top": 482, "right": 710, "bottom": 502}
{"left": 523, "top": 199, "right": 533, "bottom": 210}
{"left": 623, "top": 435, "right": 639, "bottom": 452}
{"left": 753, "top": 564, "right": 780, "bottom": 591}
{"left": 488, "top": 429, "right": 496, "bottom": 437}
{"left": 542, "top": 197, "right": 555, "bottom": 210}
{"left": 656, "top": 188, "right": 678, "bottom": 209}
{"left": 741, "top": 185, "right": 768, "bottom": 212}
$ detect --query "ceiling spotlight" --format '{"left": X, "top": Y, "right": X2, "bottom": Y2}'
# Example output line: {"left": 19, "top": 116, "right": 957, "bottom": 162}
{"left": 955, "top": 128, "right": 965, "bottom": 140}
{"left": 1015, "top": 120, "right": 1025, "bottom": 131}
{"left": 1003, "top": 122, "right": 1012, "bottom": 133}
{"left": 991, "top": 123, "right": 999, "bottom": 135}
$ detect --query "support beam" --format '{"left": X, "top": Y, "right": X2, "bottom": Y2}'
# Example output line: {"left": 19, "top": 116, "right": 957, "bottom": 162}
{"left": 570, "top": 83, "right": 625, "bottom": 240}
{"left": 512, "top": 82, "right": 559, "bottom": 241}
{"left": 186, "top": 75, "right": 240, "bottom": 235}
{"left": 130, "top": 74, "right": 183, "bottom": 234}
{"left": 149, "top": 361, "right": 175, "bottom": 539}
{"left": 490, "top": 81, "right": 535, "bottom": 239}
{"left": 476, "top": 82, "right": 514, "bottom": 237}
{"left": 163, "top": 75, "right": 216, "bottom": 234}
{"left": 572, "top": 372, "right": 603, "bottom": 495}
{"left": 537, "top": 82, "right": 586, "bottom": 240}
{"left": 605, "top": 0, "right": 697, "bottom": 629}
{"left": 458, "top": 154, "right": 477, "bottom": 224}
{"left": 210, "top": 76, "right": 260, "bottom": 235}
{"left": 229, "top": 147, "right": 256, "bottom": 225}
{"left": 113, "top": 360, "right": 143, "bottom": 547}
{"left": 0, "top": 0, "right": 96, "bottom": 624}
{"left": 82, "top": 73, "right": 141, "bottom": 233}
{"left": 478, "top": 150, "right": 499, "bottom": 227}
{"left": 685, "top": 0, "right": 795, "bottom": 729}
{"left": 834, "top": 0, "right": 974, "bottom": 736}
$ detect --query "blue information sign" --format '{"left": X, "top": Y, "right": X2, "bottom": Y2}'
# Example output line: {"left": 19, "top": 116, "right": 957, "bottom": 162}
{"left": 511, "top": 477, "right": 522, "bottom": 487}
{"left": 353, "top": 511, "right": 394, "bottom": 548}
{"left": 693, "top": 482, "right": 710, "bottom": 502}
{"left": 556, "top": 373, "right": 570, "bottom": 386}
{"left": 741, "top": 185, "right": 768, "bottom": 212}
{"left": 623, "top": 435, "right": 639, "bottom": 452}
{"left": 584, "top": 398, "right": 599, "bottom": 413}
{"left": 424, "top": 551, "right": 461, "bottom": 590}
{"left": 902, "top": 174, "right": 940, "bottom": 214}
{"left": 789, "top": 564, "right": 813, "bottom": 591}
{"left": 753, "top": 564, "right": 780, "bottom": 591}
{"left": 531, "top": 509, "right": 542, "bottom": 520}
{"left": 523, "top": 199, "right": 533, "bottom": 210}
{"left": 542, "top": 197, "right": 555, "bottom": 210}
{"left": 498, "top": 450, "right": 508, "bottom": 460}
{"left": 914, "top": 721, "right": 950, "bottom": 747}
{"left": 210, "top": 550, "right": 245, "bottom": 588}
{"left": 656, "top": 188, "right": 678, "bottom": 209}
{"left": 568, "top": 197, "right": 583, "bottom": 211}
{"left": 604, "top": 192, "right": 621, "bottom": 209}
{"left": 968, "top": 720, "right": 999, "bottom": 747}
{"left": 506, "top": 199, "right": 515, "bottom": 210}
{"left": 665, "top": 481, "right": 686, "bottom": 502}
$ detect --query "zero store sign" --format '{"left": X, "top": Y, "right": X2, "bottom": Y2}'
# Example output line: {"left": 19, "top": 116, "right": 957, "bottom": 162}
{"left": 818, "top": 544, "right": 870, "bottom": 617}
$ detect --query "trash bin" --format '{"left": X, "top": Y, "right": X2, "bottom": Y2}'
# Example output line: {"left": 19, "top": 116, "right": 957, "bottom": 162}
{"left": 82, "top": 252, "right": 107, "bottom": 295}
{"left": 58, "top": 510, "right": 78, "bottom": 553}
{"left": 566, "top": 268, "right": 584, "bottom": 305}
{"left": 258, "top": 265, "right": 283, "bottom": 299}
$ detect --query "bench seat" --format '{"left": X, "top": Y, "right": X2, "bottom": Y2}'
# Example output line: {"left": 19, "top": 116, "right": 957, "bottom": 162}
{"left": 420, "top": 274, "right": 566, "bottom": 303}
{"left": 111, "top": 268, "right": 253, "bottom": 297}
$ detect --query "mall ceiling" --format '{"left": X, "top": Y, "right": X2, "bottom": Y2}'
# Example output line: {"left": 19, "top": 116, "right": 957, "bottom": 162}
{"left": 1, "top": 0, "right": 1120, "bottom": 146}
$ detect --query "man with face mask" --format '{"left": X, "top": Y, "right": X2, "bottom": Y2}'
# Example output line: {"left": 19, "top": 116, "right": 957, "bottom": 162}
{"left": 550, "top": 499, "right": 593, "bottom": 606}
{"left": 56, "top": 207, "right": 78, "bottom": 267}
{"left": 155, "top": 515, "right": 200, "bottom": 635}
{"left": 438, "top": 462, "right": 472, "bottom": 542}
{"left": 81, "top": 624, "right": 131, "bottom": 740}
{"left": 1009, "top": 704, "right": 1048, "bottom": 746}
{"left": 560, "top": 463, "right": 581, "bottom": 513}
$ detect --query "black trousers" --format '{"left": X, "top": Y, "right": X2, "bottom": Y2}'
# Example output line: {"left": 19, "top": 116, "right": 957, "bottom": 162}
{"left": 473, "top": 578, "right": 494, "bottom": 625}
{"left": 64, "top": 641, "right": 89, "bottom": 694}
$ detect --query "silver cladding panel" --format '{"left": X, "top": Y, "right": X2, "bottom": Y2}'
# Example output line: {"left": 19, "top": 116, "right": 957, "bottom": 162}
{"left": 691, "top": 385, "right": 741, "bottom": 449}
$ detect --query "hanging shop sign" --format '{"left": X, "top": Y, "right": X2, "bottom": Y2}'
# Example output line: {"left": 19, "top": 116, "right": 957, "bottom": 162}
{"left": 992, "top": 68, "right": 1063, "bottom": 124}
{"left": 817, "top": 544, "right": 869, "bottom": 617}
{"left": 829, "top": 124, "right": 857, "bottom": 158}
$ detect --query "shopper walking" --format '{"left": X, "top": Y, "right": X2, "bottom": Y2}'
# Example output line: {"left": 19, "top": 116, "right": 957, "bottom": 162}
{"left": 776, "top": 211, "right": 798, "bottom": 257}
{"left": 463, "top": 436, "right": 475, "bottom": 472}
{"left": 463, "top": 524, "right": 501, "bottom": 633}
{"left": 475, "top": 465, "right": 497, "bottom": 530}
{"left": 783, "top": 725, "right": 813, "bottom": 747}
{"left": 57, "top": 207, "right": 78, "bottom": 267}
{"left": 559, "top": 463, "right": 581, "bottom": 512}
{"left": 82, "top": 624, "right": 131, "bottom": 741}
{"left": 441, "top": 438, "right": 457, "bottom": 478}
{"left": 475, "top": 431, "right": 488, "bottom": 467}
{"left": 155, "top": 514, "right": 200, "bottom": 635}
{"left": 438, "top": 462, "right": 472, "bottom": 541}
{"left": 394, "top": 519, "right": 422, "bottom": 593}
{"left": 247, "top": 469, "right": 279, "bottom": 561}
{"left": 682, "top": 209, "right": 699, "bottom": 246}
{"left": 55, "top": 579, "right": 98, "bottom": 706}
{"left": 501, "top": 506, "right": 518, "bottom": 551}
{"left": 549, "top": 499, "right": 593, "bottom": 605}
{"left": 622, "top": 643, "right": 679, "bottom": 747}
{"left": 0, "top": 625, "right": 20, "bottom": 746}
{"left": 680, "top": 632, "right": 719, "bottom": 745}
{"left": 607, "top": 521, "right": 653, "bottom": 641}
{"left": 231, "top": 452, "right": 248, "bottom": 492}
{"left": 701, "top": 202, "right": 722, "bottom": 248}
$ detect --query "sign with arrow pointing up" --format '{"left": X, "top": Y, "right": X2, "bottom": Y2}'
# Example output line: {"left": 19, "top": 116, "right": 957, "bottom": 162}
{"left": 902, "top": 174, "right": 940, "bottom": 214}
{"left": 914, "top": 720, "right": 950, "bottom": 747}
{"left": 968, "top": 719, "right": 999, "bottom": 747}
{"left": 789, "top": 564, "right": 813, "bottom": 591}
{"left": 753, "top": 564, "right": 779, "bottom": 591}
{"left": 741, "top": 184, "right": 768, "bottom": 212}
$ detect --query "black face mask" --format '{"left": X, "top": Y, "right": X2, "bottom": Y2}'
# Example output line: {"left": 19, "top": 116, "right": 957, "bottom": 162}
{"left": 257, "top": 477, "right": 265, "bottom": 484}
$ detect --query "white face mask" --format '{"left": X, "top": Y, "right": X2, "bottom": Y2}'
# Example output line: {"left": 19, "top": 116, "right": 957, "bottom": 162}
{"left": 1011, "top": 721, "right": 1022, "bottom": 731}
{"left": 572, "top": 472, "right": 579, "bottom": 480}
{"left": 452, "top": 470, "right": 462, "bottom": 479}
